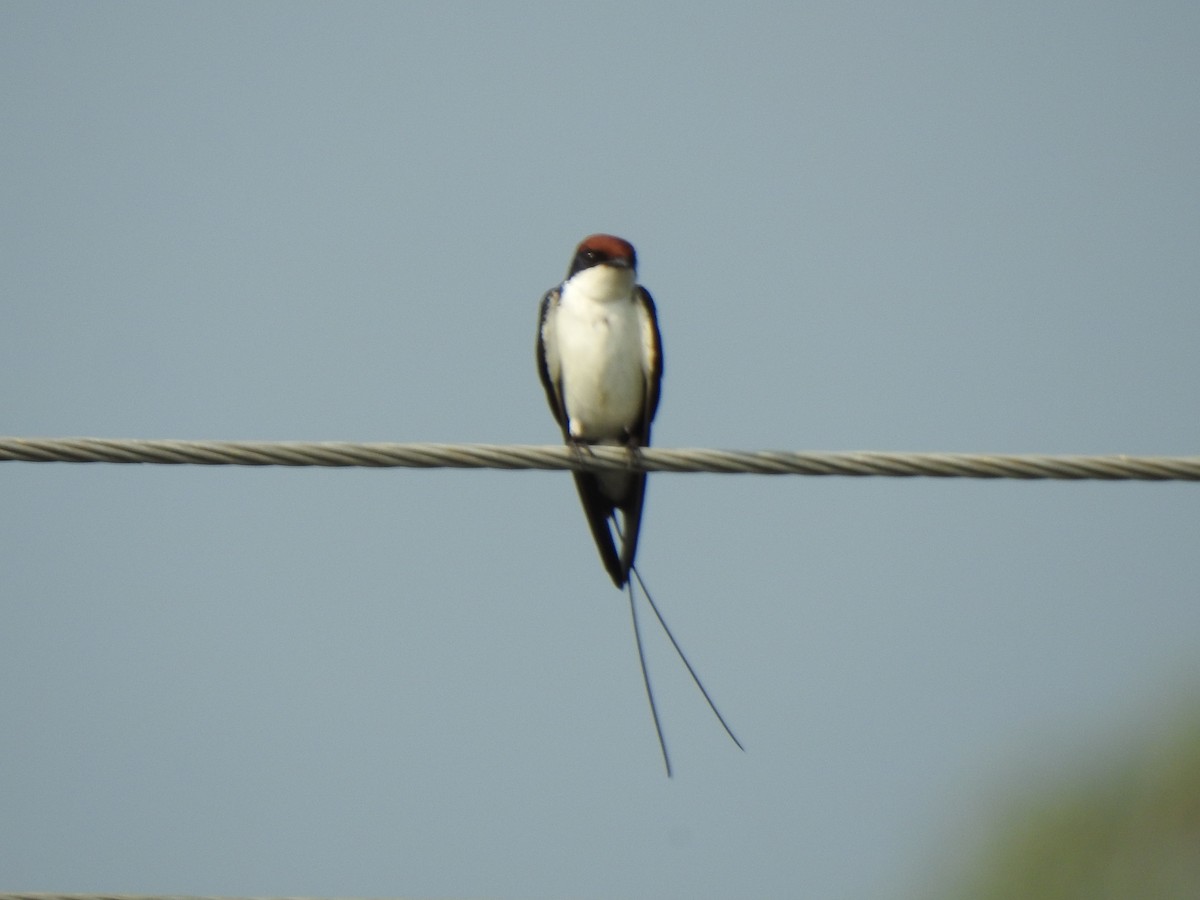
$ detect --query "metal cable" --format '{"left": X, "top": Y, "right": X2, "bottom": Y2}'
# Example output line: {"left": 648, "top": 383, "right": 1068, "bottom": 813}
{"left": 0, "top": 436, "right": 1197, "bottom": 480}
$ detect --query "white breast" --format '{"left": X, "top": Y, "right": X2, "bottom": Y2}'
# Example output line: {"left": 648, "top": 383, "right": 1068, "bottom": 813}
{"left": 554, "top": 267, "right": 647, "bottom": 442}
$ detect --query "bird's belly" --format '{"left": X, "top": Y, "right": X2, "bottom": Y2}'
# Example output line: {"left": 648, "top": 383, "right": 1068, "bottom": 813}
{"left": 558, "top": 313, "right": 644, "bottom": 441}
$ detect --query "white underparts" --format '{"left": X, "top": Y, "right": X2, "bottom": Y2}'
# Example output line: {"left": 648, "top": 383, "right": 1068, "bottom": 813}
{"left": 554, "top": 267, "right": 647, "bottom": 443}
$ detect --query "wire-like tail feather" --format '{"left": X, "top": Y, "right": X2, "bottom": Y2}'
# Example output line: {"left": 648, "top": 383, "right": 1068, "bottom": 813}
{"left": 630, "top": 565, "right": 745, "bottom": 752}
{"left": 613, "top": 516, "right": 744, "bottom": 773}
{"left": 628, "top": 577, "right": 671, "bottom": 776}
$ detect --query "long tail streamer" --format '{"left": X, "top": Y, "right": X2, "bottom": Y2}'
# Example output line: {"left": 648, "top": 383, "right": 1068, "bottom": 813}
{"left": 614, "top": 516, "right": 744, "bottom": 776}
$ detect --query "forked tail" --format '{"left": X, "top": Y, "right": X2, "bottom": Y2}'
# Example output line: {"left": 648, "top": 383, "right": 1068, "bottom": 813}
{"left": 616, "top": 516, "right": 744, "bottom": 775}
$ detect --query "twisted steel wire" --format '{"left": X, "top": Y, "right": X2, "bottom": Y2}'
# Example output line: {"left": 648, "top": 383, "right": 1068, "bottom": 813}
{"left": 0, "top": 437, "right": 1197, "bottom": 480}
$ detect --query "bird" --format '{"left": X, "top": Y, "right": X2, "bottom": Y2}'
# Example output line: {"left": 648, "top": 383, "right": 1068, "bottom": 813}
{"left": 536, "top": 234, "right": 742, "bottom": 775}
{"left": 536, "top": 233, "right": 661, "bottom": 587}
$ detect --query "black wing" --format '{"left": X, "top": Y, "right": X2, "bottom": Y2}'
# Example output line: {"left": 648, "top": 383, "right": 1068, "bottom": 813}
{"left": 613, "top": 285, "right": 663, "bottom": 582}
{"left": 536, "top": 288, "right": 567, "bottom": 434}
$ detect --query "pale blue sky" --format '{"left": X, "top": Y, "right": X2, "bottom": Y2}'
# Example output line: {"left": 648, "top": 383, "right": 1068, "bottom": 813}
{"left": 3, "top": 4, "right": 1199, "bottom": 898}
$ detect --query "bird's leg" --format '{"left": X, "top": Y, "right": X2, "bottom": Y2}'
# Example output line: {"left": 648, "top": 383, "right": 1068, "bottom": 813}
{"left": 565, "top": 435, "right": 598, "bottom": 472}
{"left": 621, "top": 429, "right": 644, "bottom": 473}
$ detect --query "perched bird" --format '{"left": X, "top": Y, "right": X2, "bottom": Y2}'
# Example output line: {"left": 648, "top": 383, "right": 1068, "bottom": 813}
{"left": 536, "top": 234, "right": 662, "bottom": 586}
{"left": 536, "top": 234, "right": 741, "bottom": 775}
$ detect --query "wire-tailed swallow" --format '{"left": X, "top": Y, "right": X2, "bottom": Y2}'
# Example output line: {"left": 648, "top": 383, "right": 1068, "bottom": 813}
{"left": 536, "top": 234, "right": 742, "bottom": 776}
{"left": 536, "top": 234, "right": 661, "bottom": 586}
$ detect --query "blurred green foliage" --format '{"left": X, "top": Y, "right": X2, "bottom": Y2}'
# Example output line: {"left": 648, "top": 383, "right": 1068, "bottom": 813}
{"left": 943, "top": 712, "right": 1200, "bottom": 900}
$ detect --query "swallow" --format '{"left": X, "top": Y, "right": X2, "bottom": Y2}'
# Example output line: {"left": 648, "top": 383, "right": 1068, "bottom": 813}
{"left": 536, "top": 233, "right": 661, "bottom": 586}
{"left": 537, "top": 234, "right": 742, "bottom": 775}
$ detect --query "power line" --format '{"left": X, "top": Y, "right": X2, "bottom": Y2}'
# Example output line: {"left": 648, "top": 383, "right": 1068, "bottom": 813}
{"left": 1, "top": 436, "right": 1197, "bottom": 480}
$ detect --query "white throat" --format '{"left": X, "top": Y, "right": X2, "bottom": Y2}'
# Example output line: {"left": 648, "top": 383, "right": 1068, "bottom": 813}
{"left": 564, "top": 264, "right": 637, "bottom": 303}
